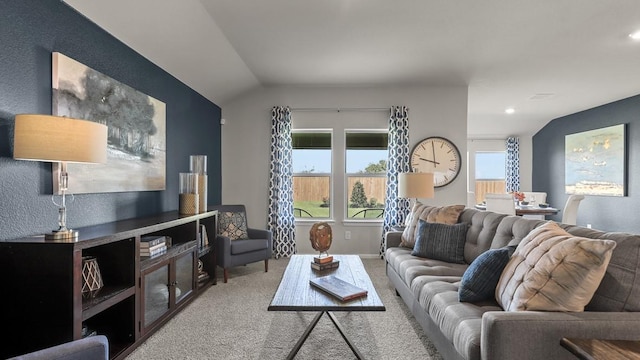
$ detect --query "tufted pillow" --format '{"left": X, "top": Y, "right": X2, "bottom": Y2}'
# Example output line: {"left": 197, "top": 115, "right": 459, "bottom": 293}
{"left": 495, "top": 221, "right": 616, "bottom": 312}
{"left": 400, "top": 203, "right": 465, "bottom": 248}
{"left": 459, "top": 245, "right": 517, "bottom": 302}
{"left": 218, "top": 211, "right": 249, "bottom": 240}
{"left": 411, "top": 219, "right": 468, "bottom": 264}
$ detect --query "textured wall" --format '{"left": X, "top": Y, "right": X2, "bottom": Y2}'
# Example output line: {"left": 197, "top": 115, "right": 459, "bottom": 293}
{"left": 0, "top": 0, "right": 221, "bottom": 240}
{"left": 533, "top": 94, "right": 640, "bottom": 233}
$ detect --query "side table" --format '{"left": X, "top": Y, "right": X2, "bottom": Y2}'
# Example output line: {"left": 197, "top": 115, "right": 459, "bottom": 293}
{"left": 561, "top": 337, "right": 640, "bottom": 360}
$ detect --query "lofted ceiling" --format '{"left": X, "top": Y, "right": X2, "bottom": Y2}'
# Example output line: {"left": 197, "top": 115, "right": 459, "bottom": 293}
{"left": 64, "top": 0, "right": 640, "bottom": 138}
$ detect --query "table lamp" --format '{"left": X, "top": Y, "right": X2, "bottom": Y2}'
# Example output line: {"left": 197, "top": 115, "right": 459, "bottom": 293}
{"left": 13, "top": 114, "right": 108, "bottom": 240}
{"left": 398, "top": 172, "right": 434, "bottom": 227}
{"left": 398, "top": 172, "right": 435, "bottom": 202}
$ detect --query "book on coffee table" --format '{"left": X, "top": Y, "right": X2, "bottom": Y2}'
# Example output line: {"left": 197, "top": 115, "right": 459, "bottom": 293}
{"left": 309, "top": 275, "right": 368, "bottom": 302}
{"left": 310, "top": 260, "right": 340, "bottom": 271}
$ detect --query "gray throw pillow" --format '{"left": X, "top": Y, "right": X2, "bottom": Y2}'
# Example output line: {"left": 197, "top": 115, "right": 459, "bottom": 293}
{"left": 411, "top": 220, "right": 468, "bottom": 264}
{"left": 458, "top": 245, "right": 517, "bottom": 302}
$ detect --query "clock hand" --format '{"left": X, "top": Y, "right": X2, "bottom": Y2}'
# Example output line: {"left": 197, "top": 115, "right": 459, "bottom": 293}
{"left": 419, "top": 157, "right": 440, "bottom": 165}
{"left": 431, "top": 141, "right": 437, "bottom": 167}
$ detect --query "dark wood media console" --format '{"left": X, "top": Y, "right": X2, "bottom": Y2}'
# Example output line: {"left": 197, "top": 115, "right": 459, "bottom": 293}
{"left": 0, "top": 210, "right": 218, "bottom": 360}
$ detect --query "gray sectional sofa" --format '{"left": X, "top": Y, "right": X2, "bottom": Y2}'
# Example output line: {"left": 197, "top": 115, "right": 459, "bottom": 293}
{"left": 385, "top": 205, "right": 640, "bottom": 360}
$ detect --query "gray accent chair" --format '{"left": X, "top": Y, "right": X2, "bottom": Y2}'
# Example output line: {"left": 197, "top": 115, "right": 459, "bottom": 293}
{"left": 211, "top": 204, "right": 272, "bottom": 283}
{"left": 8, "top": 335, "right": 108, "bottom": 360}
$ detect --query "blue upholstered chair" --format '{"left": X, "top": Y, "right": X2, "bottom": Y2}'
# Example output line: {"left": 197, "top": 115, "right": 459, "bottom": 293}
{"left": 8, "top": 335, "right": 108, "bottom": 360}
{"left": 211, "top": 204, "right": 272, "bottom": 283}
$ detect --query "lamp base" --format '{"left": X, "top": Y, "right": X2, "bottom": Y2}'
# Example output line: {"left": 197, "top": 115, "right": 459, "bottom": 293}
{"left": 45, "top": 229, "right": 79, "bottom": 241}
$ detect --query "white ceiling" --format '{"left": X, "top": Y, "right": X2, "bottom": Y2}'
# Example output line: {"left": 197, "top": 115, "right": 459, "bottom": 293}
{"left": 64, "top": 0, "right": 640, "bottom": 138}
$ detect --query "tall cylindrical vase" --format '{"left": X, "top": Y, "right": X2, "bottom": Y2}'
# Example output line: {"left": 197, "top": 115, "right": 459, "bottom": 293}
{"left": 179, "top": 172, "right": 199, "bottom": 215}
{"left": 190, "top": 155, "right": 207, "bottom": 213}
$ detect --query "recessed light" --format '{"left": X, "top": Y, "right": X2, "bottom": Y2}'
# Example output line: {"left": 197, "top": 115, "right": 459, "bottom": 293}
{"left": 629, "top": 31, "right": 640, "bottom": 40}
{"left": 505, "top": 108, "right": 515, "bottom": 114}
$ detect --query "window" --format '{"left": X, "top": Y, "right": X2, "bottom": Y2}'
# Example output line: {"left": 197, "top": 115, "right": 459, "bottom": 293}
{"left": 345, "top": 131, "right": 388, "bottom": 220}
{"left": 474, "top": 151, "right": 506, "bottom": 203}
{"left": 292, "top": 131, "right": 332, "bottom": 219}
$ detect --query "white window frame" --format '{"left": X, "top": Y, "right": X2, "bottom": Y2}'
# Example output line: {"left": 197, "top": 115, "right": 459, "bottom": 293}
{"left": 292, "top": 129, "right": 333, "bottom": 222}
{"left": 344, "top": 129, "right": 388, "bottom": 223}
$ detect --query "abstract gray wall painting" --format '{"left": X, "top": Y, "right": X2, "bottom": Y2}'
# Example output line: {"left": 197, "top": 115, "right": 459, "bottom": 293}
{"left": 52, "top": 52, "right": 166, "bottom": 194}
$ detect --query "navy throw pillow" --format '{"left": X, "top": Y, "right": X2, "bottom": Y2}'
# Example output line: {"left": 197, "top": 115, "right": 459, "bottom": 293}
{"left": 411, "top": 220, "right": 468, "bottom": 264}
{"left": 458, "top": 245, "right": 517, "bottom": 302}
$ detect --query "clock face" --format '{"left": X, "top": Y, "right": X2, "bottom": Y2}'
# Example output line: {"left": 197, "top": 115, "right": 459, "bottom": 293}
{"left": 410, "top": 136, "right": 461, "bottom": 187}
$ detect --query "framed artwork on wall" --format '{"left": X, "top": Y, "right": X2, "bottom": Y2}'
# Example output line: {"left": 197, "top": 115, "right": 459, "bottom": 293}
{"left": 565, "top": 124, "right": 626, "bottom": 196}
{"left": 52, "top": 52, "right": 166, "bottom": 194}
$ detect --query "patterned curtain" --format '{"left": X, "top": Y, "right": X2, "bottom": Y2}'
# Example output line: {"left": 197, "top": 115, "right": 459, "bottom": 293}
{"left": 380, "top": 106, "right": 411, "bottom": 257}
{"left": 505, "top": 137, "right": 520, "bottom": 192}
{"left": 267, "top": 106, "right": 296, "bottom": 258}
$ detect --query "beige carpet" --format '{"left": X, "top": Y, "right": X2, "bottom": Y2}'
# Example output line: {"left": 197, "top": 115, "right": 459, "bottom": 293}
{"left": 126, "top": 257, "right": 443, "bottom": 359}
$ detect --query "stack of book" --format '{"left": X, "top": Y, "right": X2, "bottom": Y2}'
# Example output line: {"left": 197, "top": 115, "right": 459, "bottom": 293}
{"left": 311, "top": 255, "right": 340, "bottom": 271}
{"left": 199, "top": 224, "right": 209, "bottom": 249}
{"left": 140, "top": 235, "right": 169, "bottom": 258}
{"left": 198, "top": 271, "right": 210, "bottom": 284}
{"left": 197, "top": 259, "right": 210, "bottom": 285}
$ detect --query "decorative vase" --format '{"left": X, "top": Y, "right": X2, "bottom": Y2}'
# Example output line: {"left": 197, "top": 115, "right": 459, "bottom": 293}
{"left": 190, "top": 155, "right": 207, "bottom": 213}
{"left": 82, "top": 256, "right": 103, "bottom": 296}
{"left": 179, "top": 172, "right": 199, "bottom": 215}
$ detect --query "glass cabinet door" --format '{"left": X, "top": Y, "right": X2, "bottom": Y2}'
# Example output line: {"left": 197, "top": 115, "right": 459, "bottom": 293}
{"left": 175, "top": 252, "right": 194, "bottom": 305}
{"left": 143, "top": 264, "right": 170, "bottom": 327}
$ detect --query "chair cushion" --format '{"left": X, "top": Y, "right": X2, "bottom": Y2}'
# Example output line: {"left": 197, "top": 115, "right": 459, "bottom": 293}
{"left": 411, "top": 220, "right": 468, "bottom": 264}
{"left": 458, "top": 245, "right": 516, "bottom": 302}
{"left": 230, "top": 239, "right": 269, "bottom": 255}
{"left": 496, "top": 221, "right": 616, "bottom": 312}
{"left": 218, "top": 211, "right": 249, "bottom": 240}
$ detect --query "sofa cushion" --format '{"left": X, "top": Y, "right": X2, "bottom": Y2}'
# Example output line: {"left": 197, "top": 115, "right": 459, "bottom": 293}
{"left": 458, "top": 209, "right": 508, "bottom": 264}
{"left": 386, "top": 247, "right": 467, "bottom": 290}
{"left": 418, "top": 280, "right": 501, "bottom": 360}
{"left": 411, "top": 220, "right": 468, "bottom": 264}
{"left": 218, "top": 211, "right": 249, "bottom": 240}
{"left": 459, "top": 245, "right": 516, "bottom": 302}
{"left": 561, "top": 224, "right": 640, "bottom": 312}
{"left": 496, "top": 221, "right": 617, "bottom": 312}
{"left": 400, "top": 203, "right": 465, "bottom": 248}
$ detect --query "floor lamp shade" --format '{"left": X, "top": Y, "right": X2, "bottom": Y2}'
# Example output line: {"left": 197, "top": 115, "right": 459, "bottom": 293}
{"left": 13, "top": 114, "right": 107, "bottom": 164}
{"left": 398, "top": 172, "right": 435, "bottom": 199}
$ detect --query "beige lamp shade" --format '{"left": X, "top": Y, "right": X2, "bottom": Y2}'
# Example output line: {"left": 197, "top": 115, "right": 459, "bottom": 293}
{"left": 398, "top": 172, "right": 435, "bottom": 199}
{"left": 13, "top": 114, "right": 107, "bottom": 163}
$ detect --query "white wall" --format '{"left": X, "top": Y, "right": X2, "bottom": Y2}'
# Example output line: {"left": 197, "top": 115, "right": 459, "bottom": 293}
{"left": 220, "top": 85, "right": 468, "bottom": 256}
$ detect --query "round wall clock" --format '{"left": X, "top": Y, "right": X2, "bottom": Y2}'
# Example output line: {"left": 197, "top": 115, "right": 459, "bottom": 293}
{"left": 410, "top": 136, "right": 461, "bottom": 188}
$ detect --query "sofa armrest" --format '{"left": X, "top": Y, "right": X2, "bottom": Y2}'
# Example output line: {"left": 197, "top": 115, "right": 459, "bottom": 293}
{"left": 9, "top": 335, "right": 109, "bottom": 360}
{"left": 384, "top": 231, "right": 403, "bottom": 251}
{"left": 482, "top": 311, "right": 640, "bottom": 360}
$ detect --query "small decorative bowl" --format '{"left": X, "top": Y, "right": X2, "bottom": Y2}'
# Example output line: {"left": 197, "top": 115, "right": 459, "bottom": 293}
{"left": 520, "top": 201, "right": 529, "bottom": 206}
{"left": 538, "top": 203, "right": 549, "bottom": 208}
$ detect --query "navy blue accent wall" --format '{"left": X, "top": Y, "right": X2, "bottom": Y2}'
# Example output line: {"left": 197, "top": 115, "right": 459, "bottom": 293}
{"left": 533, "top": 94, "right": 640, "bottom": 233}
{"left": 0, "top": 0, "right": 221, "bottom": 240}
